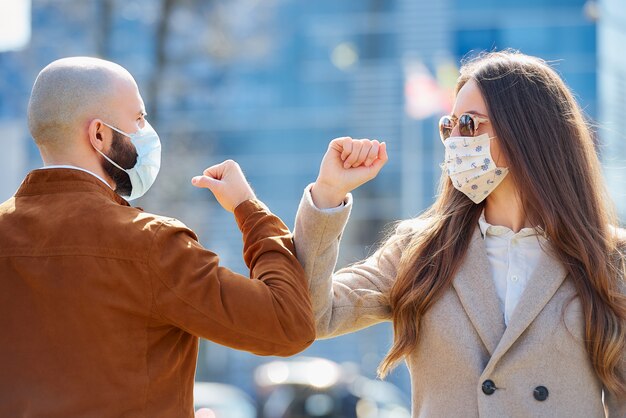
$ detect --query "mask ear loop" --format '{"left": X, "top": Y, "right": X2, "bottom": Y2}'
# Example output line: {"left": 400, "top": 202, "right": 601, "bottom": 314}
{"left": 94, "top": 122, "right": 131, "bottom": 173}
{"left": 482, "top": 135, "right": 509, "bottom": 181}
{"left": 101, "top": 122, "right": 132, "bottom": 138}
{"left": 487, "top": 135, "right": 506, "bottom": 169}
{"left": 94, "top": 147, "right": 127, "bottom": 173}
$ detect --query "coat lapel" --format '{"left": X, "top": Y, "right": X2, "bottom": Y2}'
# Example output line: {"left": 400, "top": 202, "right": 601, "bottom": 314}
{"left": 484, "top": 246, "right": 567, "bottom": 374}
{"left": 452, "top": 227, "right": 506, "bottom": 356}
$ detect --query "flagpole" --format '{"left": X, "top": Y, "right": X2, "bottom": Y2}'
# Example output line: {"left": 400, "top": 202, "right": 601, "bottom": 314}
{"left": 401, "top": 115, "right": 422, "bottom": 218}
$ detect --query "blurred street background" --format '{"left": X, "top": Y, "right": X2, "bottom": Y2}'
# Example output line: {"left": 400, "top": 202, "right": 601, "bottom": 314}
{"left": 1, "top": 0, "right": 624, "bottom": 416}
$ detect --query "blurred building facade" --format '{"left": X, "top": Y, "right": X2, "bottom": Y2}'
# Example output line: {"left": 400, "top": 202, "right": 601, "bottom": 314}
{"left": 0, "top": 0, "right": 607, "bottom": 399}
{"left": 598, "top": 0, "right": 626, "bottom": 218}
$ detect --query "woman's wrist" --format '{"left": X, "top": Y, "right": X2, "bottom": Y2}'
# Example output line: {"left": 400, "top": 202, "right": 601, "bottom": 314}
{"left": 311, "top": 181, "right": 347, "bottom": 209}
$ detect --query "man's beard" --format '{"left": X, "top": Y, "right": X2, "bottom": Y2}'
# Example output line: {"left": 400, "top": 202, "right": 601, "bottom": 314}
{"left": 101, "top": 130, "right": 138, "bottom": 197}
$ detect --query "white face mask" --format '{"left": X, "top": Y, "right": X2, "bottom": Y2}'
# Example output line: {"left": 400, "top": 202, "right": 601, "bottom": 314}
{"left": 96, "top": 120, "right": 162, "bottom": 201}
{"left": 441, "top": 133, "right": 509, "bottom": 204}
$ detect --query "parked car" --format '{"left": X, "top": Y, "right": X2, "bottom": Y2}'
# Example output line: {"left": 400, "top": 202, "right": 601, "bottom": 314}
{"left": 193, "top": 381, "right": 256, "bottom": 418}
{"left": 254, "top": 357, "right": 410, "bottom": 418}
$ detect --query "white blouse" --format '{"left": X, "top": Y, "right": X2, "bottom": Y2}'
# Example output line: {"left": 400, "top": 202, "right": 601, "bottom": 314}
{"left": 478, "top": 210, "right": 550, "bottom": 326}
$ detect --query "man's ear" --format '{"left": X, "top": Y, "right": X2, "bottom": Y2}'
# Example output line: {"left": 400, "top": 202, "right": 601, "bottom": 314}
{"left": 87, "top": 119, "right": 107, "bottom": 151}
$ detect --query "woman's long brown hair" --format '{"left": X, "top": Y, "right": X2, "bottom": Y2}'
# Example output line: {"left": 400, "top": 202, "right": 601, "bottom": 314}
{"left": 378, "top": 50, "right": 626, "bottom": 395}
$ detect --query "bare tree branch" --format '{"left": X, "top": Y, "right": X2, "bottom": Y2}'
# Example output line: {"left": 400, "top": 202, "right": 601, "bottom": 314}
{"left": 95, "top": 0, "right": 114, "bottom": 58}
{"left": 148, "top": 0, "right": 177, "bottom": 123}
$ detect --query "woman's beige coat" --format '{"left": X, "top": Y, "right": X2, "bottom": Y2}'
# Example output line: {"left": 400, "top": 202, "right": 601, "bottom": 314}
{"left": 293, "top": 187, "right": 625, "bottom": 418}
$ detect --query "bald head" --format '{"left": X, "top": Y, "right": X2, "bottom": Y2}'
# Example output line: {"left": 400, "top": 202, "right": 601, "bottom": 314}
{"left": 27, "top": 57, "right": 137, "bottom": 152}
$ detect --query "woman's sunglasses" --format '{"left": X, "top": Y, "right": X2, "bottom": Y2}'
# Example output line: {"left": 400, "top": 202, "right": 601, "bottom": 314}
{"left": 438, "top": 113, "right": 489, "bottom": 140}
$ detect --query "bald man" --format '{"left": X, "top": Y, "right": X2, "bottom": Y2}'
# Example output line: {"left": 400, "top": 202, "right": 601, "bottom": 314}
{"left": 0, "top": 57, "right": 315, "bottom": 417}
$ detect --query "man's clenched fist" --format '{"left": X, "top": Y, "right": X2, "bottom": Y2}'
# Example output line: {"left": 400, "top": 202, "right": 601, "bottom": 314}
{"left": 191, "top": 160, "right": 256, "bottom": 212}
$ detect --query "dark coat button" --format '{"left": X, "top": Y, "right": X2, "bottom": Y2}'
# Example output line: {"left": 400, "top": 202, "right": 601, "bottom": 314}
{"left": 533, "top": 386, "right": 549, "bottom": 401}
{"left": 482, "top": 379, "right": 496, "bottom": 395}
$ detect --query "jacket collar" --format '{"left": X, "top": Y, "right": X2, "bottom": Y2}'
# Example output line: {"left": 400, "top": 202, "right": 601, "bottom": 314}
{"left": 452, "top": 225, "right": 567, "bottom": 368}
{"left": 452, "top": 227, "right": 506, "bottom": 356}
{"left": 15, "top": 168, "right": 131, "bottom": 207}
{"left": 41, "top": 165, "right": 111, "bottom": 188}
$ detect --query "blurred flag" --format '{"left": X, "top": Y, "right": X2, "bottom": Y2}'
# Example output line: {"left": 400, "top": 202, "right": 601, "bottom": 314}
{"left": 404, "top": 60, "right": 457, "bottom": 119}
{"left": 435, "top": 59, "right": 459, "bottom": 114}
{"left": 404, "top": 60, "right": 443, "bottom": 119}
{"left": 0, "top": 0, "right": 31, "bottom": 52}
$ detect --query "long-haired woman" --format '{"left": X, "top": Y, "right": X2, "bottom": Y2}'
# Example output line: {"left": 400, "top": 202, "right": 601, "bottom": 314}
{"left": 294, "top": 50, "right": 626, "bottom": 417}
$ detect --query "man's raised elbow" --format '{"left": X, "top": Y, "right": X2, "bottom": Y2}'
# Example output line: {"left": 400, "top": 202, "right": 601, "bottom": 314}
{"left": 274, "top": 337, "right": 315, "bottom": 357}
{"left": 252, "top": 333, "right": 314, "bottom": 357}
{"left": 271, "top": 320, "right": 316, "bottom": 357}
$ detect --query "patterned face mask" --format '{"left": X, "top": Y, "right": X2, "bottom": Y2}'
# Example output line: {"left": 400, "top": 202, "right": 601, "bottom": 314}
{"left": 441, "top": 133, "right": 509, "bottom": 203}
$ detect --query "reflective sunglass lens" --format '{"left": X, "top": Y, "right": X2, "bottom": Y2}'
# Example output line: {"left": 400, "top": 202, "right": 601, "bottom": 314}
{"left": 459, "top": 114, "right": 475, "bottom": 136}
{"left": 439, "top": 116, "right": 453, "bottom": 139}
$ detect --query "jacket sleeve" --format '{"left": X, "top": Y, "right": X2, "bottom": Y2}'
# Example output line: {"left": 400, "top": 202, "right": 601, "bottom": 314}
{"left": 293, "top": 184, "right": 414, "bottom": 339}
{"left": 147, "top": 199, "right": 315, "bottom": 356}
